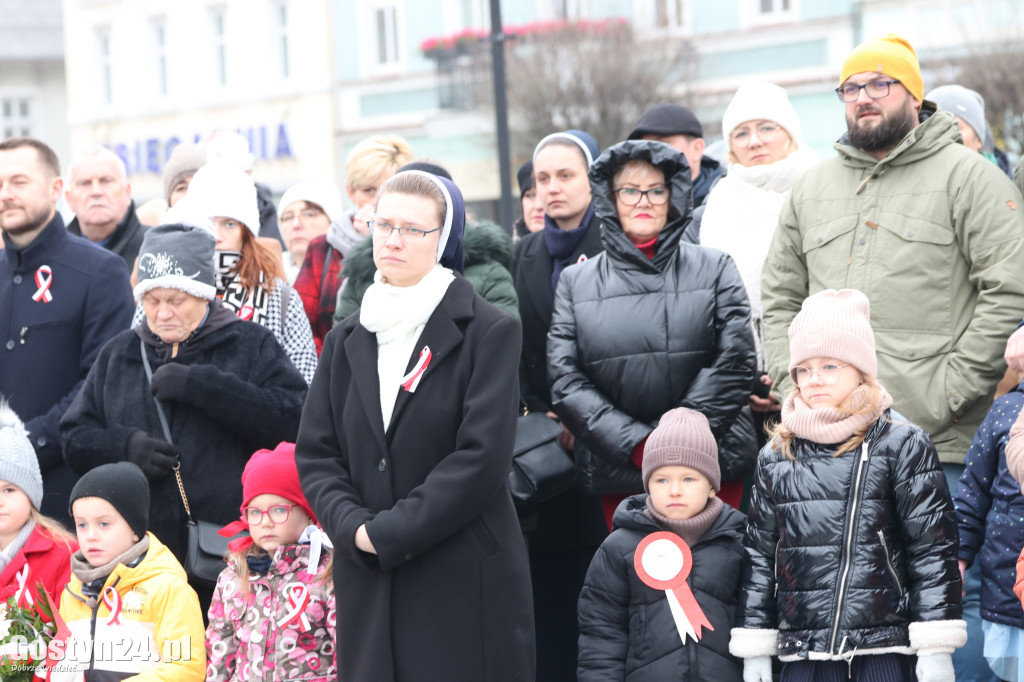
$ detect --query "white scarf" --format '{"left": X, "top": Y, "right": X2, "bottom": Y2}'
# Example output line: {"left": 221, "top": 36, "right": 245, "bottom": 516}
{"left": 360, "top": 264, "right": 454, "bottom": 430}
{"left": 700, "top": 145, "right": 819, "bottom": 370}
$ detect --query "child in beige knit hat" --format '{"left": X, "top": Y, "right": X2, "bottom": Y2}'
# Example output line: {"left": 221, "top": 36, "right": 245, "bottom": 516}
{"left": 731, "top": 289, "right": 965, "bottom": 682}
{"left": 578, "top": 407, "right": 747, "bottom": 681}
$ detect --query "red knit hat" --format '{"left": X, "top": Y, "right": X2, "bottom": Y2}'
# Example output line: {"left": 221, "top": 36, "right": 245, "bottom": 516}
{"left": 219, "top": 442, "right": 317, "bottom": 550}
{"left": 240, "top": 442, "right": 317, "bottom": 523}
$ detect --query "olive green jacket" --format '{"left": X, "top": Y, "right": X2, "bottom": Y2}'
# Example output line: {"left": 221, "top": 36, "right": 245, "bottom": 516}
{"left": 762, "top": 109, "right": 1024, "bottom": 464}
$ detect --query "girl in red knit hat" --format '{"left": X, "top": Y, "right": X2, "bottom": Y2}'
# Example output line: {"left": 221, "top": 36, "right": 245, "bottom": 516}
{"left": 205, "top": 442, "right": 335, "bottom": 682}
{"left": 730, "top": 289, "right": 965, "bottom": 682}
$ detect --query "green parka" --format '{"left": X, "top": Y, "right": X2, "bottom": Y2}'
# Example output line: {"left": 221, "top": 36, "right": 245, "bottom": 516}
{"left": 762, "top": 108, "right": 1024, "bottom": 464}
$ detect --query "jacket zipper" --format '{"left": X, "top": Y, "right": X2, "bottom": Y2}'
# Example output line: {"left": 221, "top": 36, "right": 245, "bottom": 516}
{"left": 878, "top": 529, "right": 904, "bottom": 595}
{"left": 829, "top": 441, "right": 869, "bottom": 656}
{"left": 774, "top": 540, "right": 780, "bottom": 597}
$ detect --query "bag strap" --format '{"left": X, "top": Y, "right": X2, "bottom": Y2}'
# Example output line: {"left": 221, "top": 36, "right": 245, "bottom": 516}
{"left": 139, "top": 339, "right": 194, "bottom": 522}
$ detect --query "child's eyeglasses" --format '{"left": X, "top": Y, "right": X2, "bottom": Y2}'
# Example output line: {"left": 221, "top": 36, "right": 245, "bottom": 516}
{"left": 789, "top": 363, "right": 850, "bottom": 387}
{"left": 241, "top": 504, "right": 299, "bottom": 525}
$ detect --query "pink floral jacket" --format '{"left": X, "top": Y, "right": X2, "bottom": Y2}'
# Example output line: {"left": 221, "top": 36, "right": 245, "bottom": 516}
{"left": 206, "top": 543, "right": 336, "bottom": 681}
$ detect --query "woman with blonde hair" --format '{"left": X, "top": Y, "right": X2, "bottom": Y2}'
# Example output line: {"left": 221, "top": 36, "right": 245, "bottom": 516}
{"left": 294, "top": 134, "right": 414, "bottom": 352}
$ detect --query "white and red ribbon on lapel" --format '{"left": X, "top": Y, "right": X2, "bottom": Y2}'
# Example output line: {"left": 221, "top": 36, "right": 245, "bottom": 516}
{"left": 13, "top": 565, "right": 32, "bottom": 606}
{"left": 102, "top": 585, "right": 122, "bottom": 626}
{"left": 400, "top": 346, "right": 432, "bottom": 393}
{"left": 634, "top": 531, "right": 713, "bottom": 644}
{"left": 278, "top": 583, "right": 312, "bottom": 631}
{"left": 31, "top": 265, "right": 53, "bottom": 303}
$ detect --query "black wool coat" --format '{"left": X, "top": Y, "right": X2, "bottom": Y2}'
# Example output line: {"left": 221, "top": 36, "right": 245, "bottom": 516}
{"left": 59, "top": 303, "right": 308, "bottom": 560}
{"left": 295, "top": 275, "right": 535, "bottom": 682}
{"left": 578, "top": 496, "right": 745, "bottom": 682}
{"left": 512, "top": 212, "right": 604, "bottom": 414}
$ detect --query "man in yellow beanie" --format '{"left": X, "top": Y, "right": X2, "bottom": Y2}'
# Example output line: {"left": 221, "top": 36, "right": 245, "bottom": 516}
{"left": 762, "top": 35, "right": 1024, "bottom": 681}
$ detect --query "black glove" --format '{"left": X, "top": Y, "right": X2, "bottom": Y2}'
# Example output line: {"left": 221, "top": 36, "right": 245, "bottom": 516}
{"left": 150, "top": 363, "right": 191, "bottom": 403}
{"left": 125, "top": 431, "right": 179, "bottom": 480}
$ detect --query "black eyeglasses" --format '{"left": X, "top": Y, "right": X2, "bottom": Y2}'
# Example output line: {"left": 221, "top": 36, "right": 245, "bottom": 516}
{"left": 613, "top": 187, "right": 670, "bottom": 206}
{"left": 242, "top": 504, "right": 299, "bottom": 525}
{"left": 369, "top": 220, "right": 442, "bottom": 240}
{"left": 835, "top": 80, "right": 900, "bottom": 102}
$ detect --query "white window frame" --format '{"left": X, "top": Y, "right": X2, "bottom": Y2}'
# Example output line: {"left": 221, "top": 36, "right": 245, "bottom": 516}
{"left": 151, "top": 16, "right": 169, "bottom": 98}
{"left": 362, "top": 1, "right": 403, "bottom": 75}
{"left": 0, "top": 90, "right": 39, "bottom": 139}
{"left": 637, "top": 0, "right": 690, "bottom": 33}
{"left": 748, "top": 0, "right": 798, "bottom": 25}
{"left": 460, "top": 0, "right": 488, "bottom": 30}
{"left": 95, "top": 26, "right": 113, "bottom": 106}
{"left": 274, "top": 0, "right": 291, "bottom": 80}
{"left": 210, "top": 5, "right": 228, "bottom": 87}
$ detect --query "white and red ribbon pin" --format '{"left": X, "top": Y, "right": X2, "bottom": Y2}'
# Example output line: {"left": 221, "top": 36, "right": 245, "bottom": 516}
{"left": 31, "top": 265, "right": 53, "bottom": 303}
{"left": 400, "top": 346, "right": 432, "bottom": 393}
{"left": 13, "top": 565, "right": 32, "bottom": 606}
{"left": 102, "top": 586, "right": 122, "bottom": 626}
{"left": 278, "top": 583, "right": 312, "bottom": 631}
{"left": 634, "top": 531, "right": 713, "bottom": 644}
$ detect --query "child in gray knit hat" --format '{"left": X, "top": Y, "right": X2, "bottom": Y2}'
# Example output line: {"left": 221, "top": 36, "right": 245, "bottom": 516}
{"left": 0, "top": 397, "right": 76, "bottom": 607}
{"left": 577, "top": 407, "right": 747, "bottom": 681}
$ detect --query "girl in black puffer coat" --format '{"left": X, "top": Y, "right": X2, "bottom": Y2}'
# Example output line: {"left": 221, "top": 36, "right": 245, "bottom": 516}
{"left": 730, "top": 289, "right": 965, "bottom": 682}
{"left": 578, "top": 408, "right": 745, "bottom": 682}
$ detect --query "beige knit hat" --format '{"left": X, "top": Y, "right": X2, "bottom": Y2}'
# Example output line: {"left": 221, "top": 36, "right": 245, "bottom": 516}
{"left": 788, "top": 289, "right": 877, "bottom": 377}
{"left": 642, "top": 408, "right": 720, "bottom": 493}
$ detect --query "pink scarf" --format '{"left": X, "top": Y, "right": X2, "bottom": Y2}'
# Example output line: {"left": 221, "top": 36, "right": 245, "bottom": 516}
{"left": 781, "top": 384, "right": 893, "bottom": 445}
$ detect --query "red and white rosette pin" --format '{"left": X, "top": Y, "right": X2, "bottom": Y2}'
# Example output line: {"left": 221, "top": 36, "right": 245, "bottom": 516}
{"left": 400, "top": 346, "right": 432, "bottom": 393}
{"left": 634, "top": 531, "right": 713, "bottom": 644}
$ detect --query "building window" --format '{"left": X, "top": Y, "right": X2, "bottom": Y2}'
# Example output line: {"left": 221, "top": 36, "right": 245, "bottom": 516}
{"left": 211, "top": 6, "right": 227, "bottom": 86}
{"left": 753, "top": 0, "right": 796, "bottom": 21}
{"left": 152, "top": 17, "right": 168, "bottom": 97}
{"left": 275, "top": 1, "right": 290, "bottom": 79}
{"left": 461, "top": 0, "right": 488, "bottom": 29}
{"left": 760, "top": 0, "right": 791, "bottom": 12}
{"left": 96, "top": 27, "right": 112, "bottom": 105}
{"left": 1, "top": 96, "right": 34, "bottom": 139}
{"left": 551, "top": 0, "right": 588, "bottom": 20}
{"left": 654, "top": 0, "right": 686, "bottom": 29}
{"left": 374, "top": 5, "right": 399, "bottom": 66}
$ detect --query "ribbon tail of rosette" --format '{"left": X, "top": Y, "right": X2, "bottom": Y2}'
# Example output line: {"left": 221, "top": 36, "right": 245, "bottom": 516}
{"left": 670, "top": 582, "right": 713, "bottom": 642}
{"left": 665, "top": 588, "right": 699, "bottom": 644}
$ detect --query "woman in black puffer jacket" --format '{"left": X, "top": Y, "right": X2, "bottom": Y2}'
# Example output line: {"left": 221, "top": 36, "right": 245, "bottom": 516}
{"left": 547, "top": 140, "right": 757, "bottom": 523}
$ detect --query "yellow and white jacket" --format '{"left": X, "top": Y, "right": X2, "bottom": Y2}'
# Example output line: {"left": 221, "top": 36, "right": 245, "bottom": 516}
{"left": 51, "top": 533, "right": 206, "bottom": 682}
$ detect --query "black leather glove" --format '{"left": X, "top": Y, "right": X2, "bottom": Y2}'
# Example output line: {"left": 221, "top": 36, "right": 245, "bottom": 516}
{"left": 125, "top": 431, "right": 178, "bottom": 480}
{"left": 150, "top": 363, "right": 190, "bottom": 403}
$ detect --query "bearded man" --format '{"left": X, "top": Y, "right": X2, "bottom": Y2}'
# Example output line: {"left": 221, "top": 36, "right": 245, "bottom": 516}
{"left": 759, "top": 35, "right": 1024, "bottom": 682}
{"left": 0, "top": 137, "right": 133, "bottom": 518}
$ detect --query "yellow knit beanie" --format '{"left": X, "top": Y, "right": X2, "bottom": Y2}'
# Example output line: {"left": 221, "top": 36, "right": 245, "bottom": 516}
{"left": 840, "top": 34, "right": 923, "bottom": 103}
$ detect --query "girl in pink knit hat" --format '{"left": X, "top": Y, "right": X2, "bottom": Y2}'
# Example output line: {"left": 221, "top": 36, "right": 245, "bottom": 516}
{"left": 729, "top": 289, "right": 966, "bottom": 682}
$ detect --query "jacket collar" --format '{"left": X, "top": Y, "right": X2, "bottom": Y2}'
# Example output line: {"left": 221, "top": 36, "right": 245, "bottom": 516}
{"left": 1, "top": 212, "right": 67, "bottom": 271}
{"left": 67, "top": 200, "right": 140, "bottom": 252}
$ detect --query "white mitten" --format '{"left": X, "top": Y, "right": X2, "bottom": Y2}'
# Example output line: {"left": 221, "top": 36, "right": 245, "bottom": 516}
{"left": 915, "top": 653, "right": 954, "bottom": 682}
{"left": 742, "top": 655, "right": 773, "bottom": 682}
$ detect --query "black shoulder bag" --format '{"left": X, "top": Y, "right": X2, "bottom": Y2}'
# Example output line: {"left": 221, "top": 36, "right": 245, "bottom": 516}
{"left": 509, "top": 409, "right": 577, "bottom": 513}
{"left": 140, "top": 339, "right": 230, "bottom": 589}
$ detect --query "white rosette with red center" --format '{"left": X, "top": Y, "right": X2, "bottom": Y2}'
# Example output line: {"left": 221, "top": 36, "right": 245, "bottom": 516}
{"left": 633, "top": 531, "right": 713, "bottom": 644}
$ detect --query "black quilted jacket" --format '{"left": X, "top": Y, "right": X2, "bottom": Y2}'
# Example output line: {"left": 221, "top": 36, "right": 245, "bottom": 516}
{"left": 737, "top": 409, "right": 962, "bottom": 658}
{"left": 547, "top": 140, "right": 757, "bottom": 495}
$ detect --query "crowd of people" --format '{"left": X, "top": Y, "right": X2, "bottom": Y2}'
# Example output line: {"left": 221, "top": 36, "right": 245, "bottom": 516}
{"left": 2, "top": 30, "right": 1024, "bottom": 681}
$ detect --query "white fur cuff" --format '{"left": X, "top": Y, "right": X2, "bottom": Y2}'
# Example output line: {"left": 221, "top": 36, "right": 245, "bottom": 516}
{"left": 730, "top": 628, "right": 779, "bottom": 658}
{"left": 908, "top": 620, "right": 968, "bottom": 656}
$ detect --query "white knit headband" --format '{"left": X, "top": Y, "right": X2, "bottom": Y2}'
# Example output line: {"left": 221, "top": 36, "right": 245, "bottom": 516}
{"left": 533, "top": 132, "right": 595, "bottom": 167}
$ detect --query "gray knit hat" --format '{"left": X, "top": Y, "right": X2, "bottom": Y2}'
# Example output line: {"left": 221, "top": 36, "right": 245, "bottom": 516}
{"left": 162, "top": 142, "right": 207, "bottom": 204}
{"left": 926, "top": 84, "right": 986, "bottom": 142}
{"left": 642, "top": 408, "right": 720, "bottom": 493}
{"left": 133, "top": 222, "right": 217, "bottom": 302}
{"left": 0, "top": 399, "right": 43, "bottom": 509}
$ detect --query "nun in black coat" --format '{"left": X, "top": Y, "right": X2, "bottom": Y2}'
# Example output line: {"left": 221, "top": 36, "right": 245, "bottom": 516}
{"left": 295, "top": 170, "right": 535, "bottom": 682}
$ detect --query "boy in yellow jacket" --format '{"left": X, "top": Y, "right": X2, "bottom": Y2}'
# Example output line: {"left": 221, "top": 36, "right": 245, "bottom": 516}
{"left": 50, "top": 462, "right": 205, "bottom": 681}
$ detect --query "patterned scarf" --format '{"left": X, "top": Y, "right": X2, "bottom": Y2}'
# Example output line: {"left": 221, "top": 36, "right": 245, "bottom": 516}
{"left": 216, "top": 251, "right": 271, "bottom": 326}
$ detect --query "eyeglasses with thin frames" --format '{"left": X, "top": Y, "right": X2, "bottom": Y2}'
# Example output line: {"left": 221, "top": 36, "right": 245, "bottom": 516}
{"left": 730, "top": 123, "right": 784, "bottom": 146}
{"left": 789, "top": 363, "right": 851, "bottom": 387}
{"left": 613, "top": 187, "right": 670, "bottom": 206}
{"left": 369, "top": 219, "right": 442, "bottom": 240}
{"left": 242, "top": 503, "right": 299, "bottom": 525}
{"left": 835, "top": 80, "right": 900, "bottom": 103}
